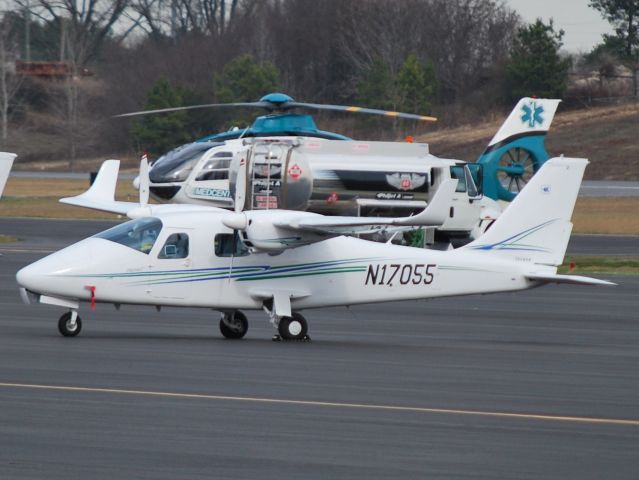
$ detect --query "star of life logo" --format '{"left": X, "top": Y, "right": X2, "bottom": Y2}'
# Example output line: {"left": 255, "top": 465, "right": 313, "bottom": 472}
{"left": 521, "top": 100, "right": 545, "bottom": 128}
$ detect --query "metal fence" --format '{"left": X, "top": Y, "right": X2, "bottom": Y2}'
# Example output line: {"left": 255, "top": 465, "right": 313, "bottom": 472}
{"left": 567, "top": 68, "right": 639, "bottom": 104}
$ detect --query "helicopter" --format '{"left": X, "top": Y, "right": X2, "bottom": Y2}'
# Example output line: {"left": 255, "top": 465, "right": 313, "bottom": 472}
{"left": 121, "top": 94, "right": 560, "bottom": 245}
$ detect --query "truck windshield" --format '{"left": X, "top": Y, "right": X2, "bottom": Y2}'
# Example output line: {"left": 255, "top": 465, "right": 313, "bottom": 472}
{"left": 95, "top": 217, "right": 163, "bottom": 254}
{"left": 449, "top": 166, "right": 467, "bottom": 193}
{"left": 464, "top": 165, "right": 479, "bottom": 198}
{"left": 466, "top": 164, "right": 482, "bottom": 197}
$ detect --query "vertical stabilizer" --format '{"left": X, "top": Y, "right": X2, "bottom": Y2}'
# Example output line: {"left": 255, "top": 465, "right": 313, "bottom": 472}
{"left": 463, "top": 157, "right": 587, "bottom": 266}
{"left": 487, "top": 98, "right": 560, "bottom": 149}
{"left": 478, "top": 98, "right": 561, "bottom": 202}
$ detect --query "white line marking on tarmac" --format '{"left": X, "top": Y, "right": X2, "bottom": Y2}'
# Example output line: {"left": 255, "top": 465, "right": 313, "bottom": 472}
{"left": 1, "top": 382, "right": 637, "bottom": 427}
{"left": 0, "top": 248, "right": 55, "bottom": 254}
{"left": 582, "top": 185, "right": 639, "bottom": 190}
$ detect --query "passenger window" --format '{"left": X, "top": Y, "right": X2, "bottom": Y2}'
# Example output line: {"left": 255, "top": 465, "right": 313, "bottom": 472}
{"left": 158, "top": 233, "right": 189, "bottom": 259}
{"left": 214, "top": 232, "right": 249, "bottom": 257}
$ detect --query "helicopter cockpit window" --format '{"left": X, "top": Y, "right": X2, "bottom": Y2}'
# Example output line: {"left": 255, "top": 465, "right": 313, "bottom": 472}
{"left": 158, "top": 233, "right": 189, "bottom": 259}
{"left": 95, "top": 217, "right": 163, "bottom": 254}
{"left": 149, "top": 142, "right": 220, "bottom": 183}
{"left": 449, "top": 166, "right": 467, "bottom": 193}
{"left": 195, "top": 152, "right": 233, "bottom": 181}
{"left": 214, "top": 232, "right": 250, "bottom": 257}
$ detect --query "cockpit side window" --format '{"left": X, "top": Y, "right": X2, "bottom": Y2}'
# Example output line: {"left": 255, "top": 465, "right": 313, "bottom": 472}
{"left": 196, "top": 152, "right": 233, "bottom": 181}
{"left": 95, "top": 217, "right": 163, "bottom": 254}
{"left": 158, "top": 233, "right": 189, "bottom": 259}
{"left": 214, "top": 232, "right": 249, "bottom": 257}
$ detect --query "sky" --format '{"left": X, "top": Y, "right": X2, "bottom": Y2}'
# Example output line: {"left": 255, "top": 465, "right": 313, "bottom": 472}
{"left": 504, "top": 0, "right": 614, "bottom": 53}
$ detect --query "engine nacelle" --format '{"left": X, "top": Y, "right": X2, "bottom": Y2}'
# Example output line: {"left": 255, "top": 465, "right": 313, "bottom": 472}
{"left": 223, "top": 210, "right": 326, "bottom": 252}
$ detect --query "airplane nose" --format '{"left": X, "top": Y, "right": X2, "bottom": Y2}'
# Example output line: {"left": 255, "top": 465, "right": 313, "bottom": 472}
{"left": 16, "top": 263, "right": 43, "bottom": 294}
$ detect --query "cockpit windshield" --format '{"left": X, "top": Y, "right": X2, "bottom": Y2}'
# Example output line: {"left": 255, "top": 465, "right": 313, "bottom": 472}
{"left": 149, "top": 142, "right": 221, "bottom": 183}
{"left": 95, "top": 217, "right": 163, "bottom": 254}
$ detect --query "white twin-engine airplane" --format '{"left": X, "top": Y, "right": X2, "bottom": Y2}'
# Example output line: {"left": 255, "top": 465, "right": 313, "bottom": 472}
{"left": 17, "top": 155, "right": 614, "bottom": 341}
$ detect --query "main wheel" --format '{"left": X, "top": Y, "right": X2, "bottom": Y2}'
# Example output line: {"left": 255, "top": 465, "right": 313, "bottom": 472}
{"left": 278, "top": 312, "right": 308, "bottom": 340}
{"left": 58, "top": 312, "right": 82, "bottom": 337}
{"left": 219, "top": 311, "right": 248, "bottom": 339}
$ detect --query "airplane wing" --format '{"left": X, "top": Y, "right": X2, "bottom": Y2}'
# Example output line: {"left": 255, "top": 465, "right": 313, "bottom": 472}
{"left": 272, "top": 179, "right": 456, "bottom": 235}
{"left": 525, "top": 273, "right": 616, "bottom": 286}
{"left": 0, "top": 152, "right": 16, "bottom": 199}
{"left": 59, "top": 160, "right": 137, "bottom": 215}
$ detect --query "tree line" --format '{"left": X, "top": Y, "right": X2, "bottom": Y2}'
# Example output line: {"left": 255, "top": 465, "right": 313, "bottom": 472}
{"left": 0, "top": 0, "right": 636, "bottom": 167}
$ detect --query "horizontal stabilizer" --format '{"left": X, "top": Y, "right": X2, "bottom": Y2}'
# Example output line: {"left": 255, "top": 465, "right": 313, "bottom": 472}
{"left": 526, "top": 273, "right": 616, "bottom": 286}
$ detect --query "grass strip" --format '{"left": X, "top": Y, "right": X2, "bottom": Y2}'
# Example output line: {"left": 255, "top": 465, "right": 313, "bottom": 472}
{"left": 559, "top": 256, "right": 639, "bottom": 275}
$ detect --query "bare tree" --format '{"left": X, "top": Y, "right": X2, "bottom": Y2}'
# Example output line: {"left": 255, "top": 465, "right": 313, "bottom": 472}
{"left": 13, "top": 0, "right": 129, "bottom": 169}
{"left": 15, "top": 1, "right": 129, "bottom": 67}
{"left": 336, "top": 0, "right": 519, "bottom": 104}
{"left": 0, "top": 14, "right": 23, "bottom": 144}
{"left": 129, "top": 0, "right": 245, "bottom": 39}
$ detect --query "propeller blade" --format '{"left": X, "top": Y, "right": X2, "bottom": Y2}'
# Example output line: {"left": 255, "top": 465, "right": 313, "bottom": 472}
{"left": 288, "top": 102, "right": 437, "bottom": 122}
{"left": 234, "top": 156, "right": 247, "bottom": 213}
{"left": 139, "top": 153, "right": 150, "bottom": 207}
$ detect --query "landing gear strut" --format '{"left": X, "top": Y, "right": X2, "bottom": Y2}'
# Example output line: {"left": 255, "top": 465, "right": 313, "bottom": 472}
{"left": 276, "top": 312, "right": 310, "bottom": 341}
{"left": 219, "top": 310, "right": 249, "bottom": 339}
{"left": 58, "top": 311, "right": 82, "bottom": 337}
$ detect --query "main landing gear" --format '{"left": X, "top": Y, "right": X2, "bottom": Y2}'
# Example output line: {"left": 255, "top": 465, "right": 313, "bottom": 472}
{"left": 219, "top": 311, "right": 249, "bottom": 339}
{"left": 58, "top": 311, "right": 82, "bottom": 337}
{"left": 218, "top": 309, "right": 311, "bottom": 341}
{"left": 275, "top": 312, "right": 309, "bottom": 342}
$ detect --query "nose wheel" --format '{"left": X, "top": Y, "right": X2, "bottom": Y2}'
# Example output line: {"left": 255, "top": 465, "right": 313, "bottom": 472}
{"left": 219, "top": 310, "right": 249, "bottom": 339}
{"left": 58, "top": 311, "right": 82, "bottom": 337}
{"left": 276, "top": 312, "right": 309, "bottom": 341}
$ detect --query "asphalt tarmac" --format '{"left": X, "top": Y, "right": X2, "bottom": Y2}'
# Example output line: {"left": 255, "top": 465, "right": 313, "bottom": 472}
{"left": 0, "top": 218, "right": 638, "bottom": 479}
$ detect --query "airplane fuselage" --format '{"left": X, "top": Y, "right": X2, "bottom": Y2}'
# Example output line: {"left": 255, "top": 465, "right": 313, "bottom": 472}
{"left": 17, "top": 212, "right": 531, "bottom": 313}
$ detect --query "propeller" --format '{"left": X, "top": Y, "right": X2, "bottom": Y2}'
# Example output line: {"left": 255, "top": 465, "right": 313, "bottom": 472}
{"left": 223, "top": 155, "right": 249, "bottom": 230}
{"left": 139, "top": 152, "right": 150, "bottom": 207}
{"left": 114, "top": 93, "right": 437, "bottom": 122}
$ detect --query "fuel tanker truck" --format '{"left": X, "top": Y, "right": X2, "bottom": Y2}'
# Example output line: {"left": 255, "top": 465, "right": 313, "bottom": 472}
{"left": 147, "top": 136, "right": 487, "bottom": 246}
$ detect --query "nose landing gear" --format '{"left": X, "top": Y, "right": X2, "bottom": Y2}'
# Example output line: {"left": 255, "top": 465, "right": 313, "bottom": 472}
{"left": 58, "top": 311, "right": 82, "bottom": 337}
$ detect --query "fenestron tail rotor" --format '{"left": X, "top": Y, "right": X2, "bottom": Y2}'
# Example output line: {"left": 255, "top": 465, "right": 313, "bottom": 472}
{"left": 114, "top": 92, "right": 437, "bottom": 122}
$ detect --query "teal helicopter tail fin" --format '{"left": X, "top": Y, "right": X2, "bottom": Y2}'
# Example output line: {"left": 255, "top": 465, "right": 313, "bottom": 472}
{"left": 477, "top": 98, "right": 561, "bottom": 202}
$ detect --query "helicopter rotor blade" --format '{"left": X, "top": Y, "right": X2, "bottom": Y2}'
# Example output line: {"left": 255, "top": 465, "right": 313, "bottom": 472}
{"left": 113, "top": 102, "right": 275, "bottom": 118}
{"left": 287, "top": 102, "right": 437, "bottom": 122}
{"left": 114, "top": 96, "right": 437, "bottom": 122}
